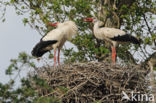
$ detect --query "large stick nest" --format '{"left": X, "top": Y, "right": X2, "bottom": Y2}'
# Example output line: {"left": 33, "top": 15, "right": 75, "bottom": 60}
{"left": 30, "top": 61, "right": 150, "bottom": 103}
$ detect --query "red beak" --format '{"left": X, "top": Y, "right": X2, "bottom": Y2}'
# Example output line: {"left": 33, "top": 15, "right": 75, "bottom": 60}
{"left": 82, "top": 18, "right": 93, "bottom": 22}
{"left": 48, "top": 22, "right": 58, "bottom": 27}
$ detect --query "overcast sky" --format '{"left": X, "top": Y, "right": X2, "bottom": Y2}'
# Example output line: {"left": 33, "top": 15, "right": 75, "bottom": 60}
{"left": 0, "top": 7, "right": 40, "bottom": 84}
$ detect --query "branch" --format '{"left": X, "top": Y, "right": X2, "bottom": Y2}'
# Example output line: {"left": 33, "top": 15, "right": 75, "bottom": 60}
{"left": 143, "top": 14, "right": 153, "bottom": 35}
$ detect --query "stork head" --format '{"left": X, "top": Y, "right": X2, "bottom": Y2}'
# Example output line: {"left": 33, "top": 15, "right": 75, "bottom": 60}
{"left": 82, "top": 17, "right": 97, "bottom": 23}
{"left": 47, "top": 22, "right": 59, "bottom": 27}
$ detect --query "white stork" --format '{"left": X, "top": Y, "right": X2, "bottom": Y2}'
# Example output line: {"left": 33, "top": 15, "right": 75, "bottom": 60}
{"left": 83, "top": 18, "right": 141, "bottom": 64}
{"left": 32, "top": 21, "right": 78, "bottom": 66}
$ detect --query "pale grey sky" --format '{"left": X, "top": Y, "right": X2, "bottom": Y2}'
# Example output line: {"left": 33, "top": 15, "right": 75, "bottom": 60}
{"left": 0, "top": 7, "right": 40, "bottom": 84}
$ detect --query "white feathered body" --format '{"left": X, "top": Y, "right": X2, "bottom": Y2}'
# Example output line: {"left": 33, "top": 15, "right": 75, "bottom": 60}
{"left": 93, "top": 21, "right": 125, "bottom": 46}
{"left": 93, "top": 20, "right": 140, "bottom": 47}
{"left": 42, "top": 21, "right": 78, "bottom": 49}
{"left": 32, "top": 21, "right": 78, "bottom": 57}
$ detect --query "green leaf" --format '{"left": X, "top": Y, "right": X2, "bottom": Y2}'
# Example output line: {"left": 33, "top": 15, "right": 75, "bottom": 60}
{"left": 6, "top": 64, "right": 14, "bottom": 75}
{"left": 10, "top": 0, "right": 15, "bottom": 3}
{"left": 23, "top": 18, "right": 28, "bottom": 26}
{"left": 2, "top": 18, "right": 5, "bottom": 22}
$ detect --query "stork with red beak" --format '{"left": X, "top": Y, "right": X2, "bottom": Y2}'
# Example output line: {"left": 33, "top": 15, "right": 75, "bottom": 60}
{"left": 32, "top": 21, "right": 78, "bottom": 66}
{"left": 83, "top": 18, "right": 141, "bottom": 64}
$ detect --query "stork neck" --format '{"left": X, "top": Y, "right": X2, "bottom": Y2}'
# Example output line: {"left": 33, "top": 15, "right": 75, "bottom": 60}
{"left": 93, "top": 21, "right": 100, "bottom": 32}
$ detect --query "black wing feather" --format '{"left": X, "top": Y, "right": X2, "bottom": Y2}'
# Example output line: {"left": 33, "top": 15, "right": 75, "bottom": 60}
{"left": 31, "top": 40, "right": 57, "bottom": 57}
{"left": 110, "top": 34, "right": 140, "bottom": 44}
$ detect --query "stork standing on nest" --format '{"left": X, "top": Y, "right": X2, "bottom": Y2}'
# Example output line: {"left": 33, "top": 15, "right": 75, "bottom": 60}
{"left": 32, "top": 21, "right": 78, "bottom": 66}
{"left": 83, "top": 18, "right": 141, "bottom": 64}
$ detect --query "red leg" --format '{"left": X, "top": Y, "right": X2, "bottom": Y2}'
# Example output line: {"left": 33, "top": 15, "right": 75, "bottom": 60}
{"left": 114, "top": 47, "right": 116, "bottom": 58}
{"left": 114, "top": 47, "right": 116, "bottom": 64}
{"left": 111, "top": 47, "right": 114, "bottom": 62}
{"left": 111, "top": 47, "right": 116, "bottom": 64}
{"left": 57, "top": 48, "right": 60, "bottom": 65}
{"left": 53, "top": 48, "right": 56, "bottom": 66}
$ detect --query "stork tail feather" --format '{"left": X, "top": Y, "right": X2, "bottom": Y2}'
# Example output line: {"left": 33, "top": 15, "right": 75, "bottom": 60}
{"left": 31, "top": 40, "right": 57, "bottom": 57}
{"left": 111, "top": 34, "right": 141, "bottom": 45}
{"left": 128, "top": 35, "right": 141, "bottom": 44}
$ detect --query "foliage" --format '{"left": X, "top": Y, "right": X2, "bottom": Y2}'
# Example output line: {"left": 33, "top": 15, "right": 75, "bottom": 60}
{"left": 0, "top": 52, "right": 61, "bottom": 102}
{"left": 0, "top": 0, "right": 155, "bottom": 102}
{"left": 6, "top": 52, "right": 35, "bottom": 75}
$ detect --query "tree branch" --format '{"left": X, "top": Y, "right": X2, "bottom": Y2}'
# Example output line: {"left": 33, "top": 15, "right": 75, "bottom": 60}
{"left": 143, "top": 14, "right": 153, "bottom": 35}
